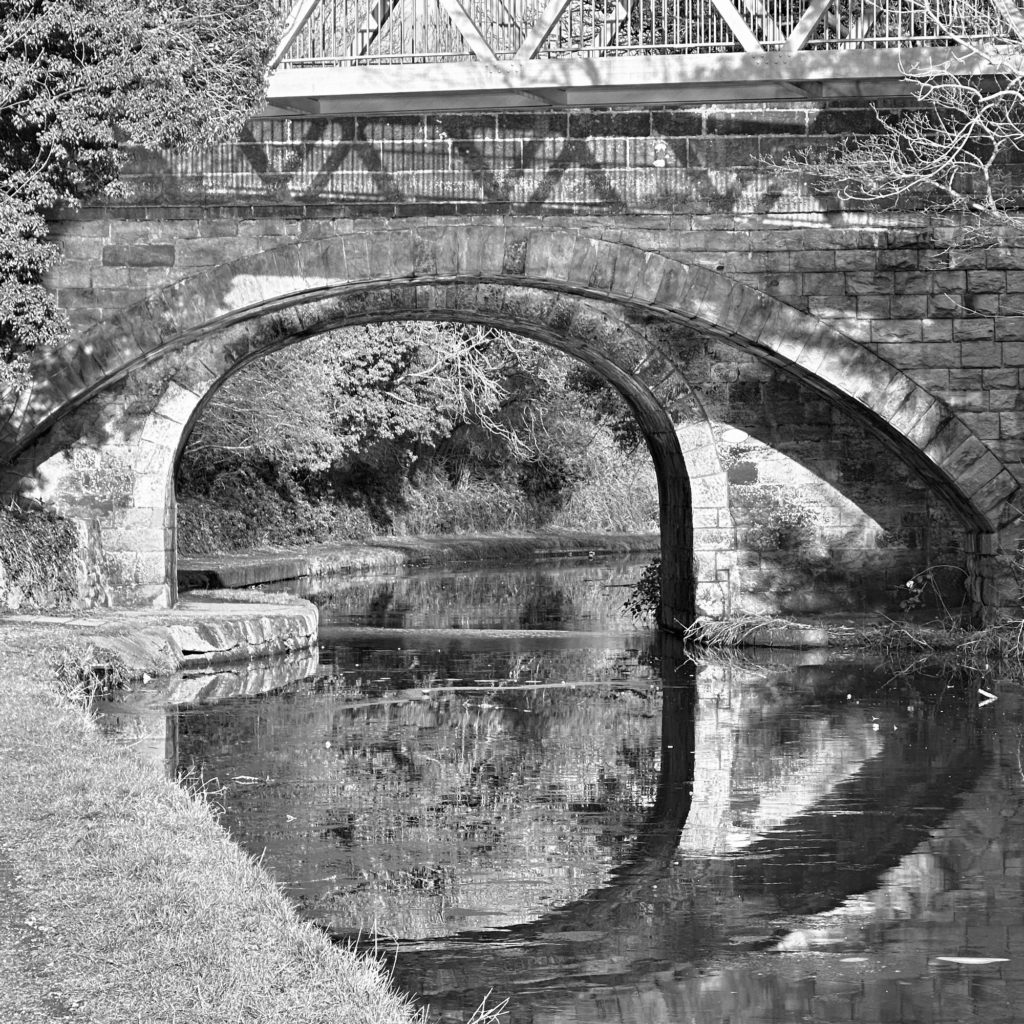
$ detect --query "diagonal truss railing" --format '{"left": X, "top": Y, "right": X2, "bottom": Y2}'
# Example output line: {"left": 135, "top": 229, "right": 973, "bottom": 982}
{"left": 271, "top": 0, "right": 1010, "bottom": 66}
{"left": 265, "top": 0, "right": 1024, "bottom": 112}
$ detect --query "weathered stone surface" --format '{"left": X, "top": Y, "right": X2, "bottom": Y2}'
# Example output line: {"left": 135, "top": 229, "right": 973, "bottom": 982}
{"left": 2, "top": 106, "right": 1018, "bottom": 622}
{"left": 43, "top": 593, "right": 319, "bottom": 677}
{"left": 742, "top": 622, "right": 829, "bottom": 648}
{"left": 102, "top": 244, "right": 175, "bottom": 268}
{"left": 524, "top": 231, "right": 576, "bottom": 281}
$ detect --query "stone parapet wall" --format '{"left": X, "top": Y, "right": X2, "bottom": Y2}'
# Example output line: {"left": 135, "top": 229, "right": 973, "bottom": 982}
{"left": 101, "top": 100, "right": 922, "bottom": 214}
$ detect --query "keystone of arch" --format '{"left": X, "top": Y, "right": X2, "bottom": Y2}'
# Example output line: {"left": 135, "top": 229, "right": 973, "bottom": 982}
{"left": 0, "top": 223, "right": 1006, "bottom": 531}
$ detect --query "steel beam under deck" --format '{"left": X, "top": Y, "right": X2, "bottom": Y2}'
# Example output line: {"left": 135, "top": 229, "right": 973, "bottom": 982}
{"left": 264, "top": 0, "right": 1024, "bottom": 115}
{"left": 264, "top": 45, "right": 1005, "bottom": 114}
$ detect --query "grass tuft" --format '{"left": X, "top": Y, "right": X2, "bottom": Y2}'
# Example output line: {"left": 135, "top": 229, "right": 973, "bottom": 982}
{"left": 50, "top": 640, "right": 136, "bottom": 702}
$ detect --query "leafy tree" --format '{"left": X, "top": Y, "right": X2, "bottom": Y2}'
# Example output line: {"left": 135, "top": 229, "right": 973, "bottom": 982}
{"left": 177, "top": 321, "right": 658, "bottom": 546}
{"left": 180, "top": 323, "right": 530, "bottom": 483}
{"left": 0, "top": 0, "right": 278, "bottom": 386}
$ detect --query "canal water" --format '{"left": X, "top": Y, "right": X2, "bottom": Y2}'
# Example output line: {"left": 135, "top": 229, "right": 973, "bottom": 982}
{"left": 98, "top": 554, "right": 1024, "bottom": 1024}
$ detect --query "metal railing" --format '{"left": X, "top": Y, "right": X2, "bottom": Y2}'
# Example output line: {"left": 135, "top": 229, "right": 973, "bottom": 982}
{"left": 271, "top": 0, "right": 1013, "bottom": 67}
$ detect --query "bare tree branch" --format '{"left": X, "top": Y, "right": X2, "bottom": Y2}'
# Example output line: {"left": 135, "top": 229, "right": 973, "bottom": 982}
{"left": 777, "top": 0, "right": 1024, "bottom": 242}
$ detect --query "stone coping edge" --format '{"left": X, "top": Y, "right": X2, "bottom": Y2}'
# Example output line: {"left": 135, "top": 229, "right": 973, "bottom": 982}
{"left": 9, "top": 592, "right": 320, "bottom": 681}
{"left": 740, "top": 623, "right": 830, "bottom": 648}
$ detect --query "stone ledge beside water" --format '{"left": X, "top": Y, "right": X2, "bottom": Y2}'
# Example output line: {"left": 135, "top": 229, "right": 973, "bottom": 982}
{"left": 741, "top": 622, "right": 829, "bottom": 648}
{"left": 0, "top": 592, "right": 318, "bottom": 679}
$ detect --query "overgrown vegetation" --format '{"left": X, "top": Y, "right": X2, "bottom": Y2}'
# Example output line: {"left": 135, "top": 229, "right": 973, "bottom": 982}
{"left": 0, "top": 502, "right": 79, "bottom": 608}
{"left": 827, "top": 606, "right": 1024, "bottom": 662}
{"left": 678, "top": 614, "right": 813, "bottom": 647}
{"left": 1, "top": 0, "right": 278, "bottom": 386}
{"left": 783, "top": 0, "right": 1024, "bottom": 240}
{"left": 177, "top": 322, "right": 659, "bottom": 553}
{"left": 50, "top": 640, "right": 134, "bottom": 701}
{"left": 623, "top": 556, "right": 661, "bottom": 624}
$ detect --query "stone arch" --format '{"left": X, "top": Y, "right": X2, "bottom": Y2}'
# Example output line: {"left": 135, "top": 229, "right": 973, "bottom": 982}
{"left": 0, "top": 222, "right": 1010, "bottom": 614}
{"left": 168, "top": 295, "right": 744, "bottom": 623}
{"left": 14, "top": 289, "right": 709, "bottom": 617}
{"left": 3, "top": 224, "right": 1004, "bottom": 528}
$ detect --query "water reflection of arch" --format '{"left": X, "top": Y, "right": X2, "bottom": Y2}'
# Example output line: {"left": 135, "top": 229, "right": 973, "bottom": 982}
{"left": 384, "top": 641, "right": 990, "bottom": 1024}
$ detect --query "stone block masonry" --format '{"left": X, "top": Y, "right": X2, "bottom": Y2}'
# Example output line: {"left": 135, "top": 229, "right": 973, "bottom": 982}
{"left": 16, "top": 99, "right": 1024, "bottom": 620}
{"left": 42, "top": 100, "right": 1024, "bottom": 477}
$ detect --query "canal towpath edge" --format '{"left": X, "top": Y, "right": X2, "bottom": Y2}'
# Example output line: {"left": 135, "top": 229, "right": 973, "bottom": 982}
{"left": 0, "top": 592, "right": 433, "bottom": 1024}
{"left": 177, "top": 529, "right": 661, "bottom": 589}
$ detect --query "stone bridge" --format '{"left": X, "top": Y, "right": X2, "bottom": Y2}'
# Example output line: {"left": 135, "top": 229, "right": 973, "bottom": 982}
{"left": 3, "top": 101, "right": 1023, "bottom": 623}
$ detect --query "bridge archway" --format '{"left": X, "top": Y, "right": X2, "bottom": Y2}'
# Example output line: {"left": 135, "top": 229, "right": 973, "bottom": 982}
{"left": 36, "top": 291, "right": 704, "bottom": 621}
{"left": 0, "top": 223, "right": 1006, "bottom": 614}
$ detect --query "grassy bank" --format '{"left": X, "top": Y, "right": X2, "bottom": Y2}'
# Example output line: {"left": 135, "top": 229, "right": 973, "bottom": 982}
{"left": 0, "top": 625, "right": 446, "bottom": 1024}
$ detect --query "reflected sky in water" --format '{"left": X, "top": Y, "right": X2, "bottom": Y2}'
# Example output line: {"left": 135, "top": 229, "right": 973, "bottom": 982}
{"left": 100, "top": 556, "right": 1024, "bottom": 1024}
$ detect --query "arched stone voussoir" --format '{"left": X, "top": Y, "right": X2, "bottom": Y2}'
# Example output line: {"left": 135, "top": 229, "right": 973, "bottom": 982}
{"left": 4, "top": 222, "right": 1005, "bottom": 535}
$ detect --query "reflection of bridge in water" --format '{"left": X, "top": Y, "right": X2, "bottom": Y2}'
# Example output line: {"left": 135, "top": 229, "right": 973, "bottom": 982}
{"left": 388, "top": 640, "right": 993, "bottom": 1023}
{"left": 99, "top": 630, "right": 1012, "bottom": 1024}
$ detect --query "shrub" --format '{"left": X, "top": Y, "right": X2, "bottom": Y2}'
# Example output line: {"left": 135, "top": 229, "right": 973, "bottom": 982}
{"left": 177, "top": 478, "right": 378, "bottom": 556}
{"left": 550, "top": 458, "right": 659, "bottom": 533}
{"left": 623, "top": 557, "right": 661, "bottom": 625}
{"left": 518, "top": 453, "right": 584, "bottom": 517}
{"left": 392, "top": 476, "right": 529, "bottom": 535}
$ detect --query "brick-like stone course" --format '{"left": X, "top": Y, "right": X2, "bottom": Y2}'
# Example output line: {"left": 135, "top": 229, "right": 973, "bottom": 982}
{"left": 47, "top": 211, "right": 1024, "bottom": 468}
{"left": 23, "top": 100, "right": 1024, "bottom": 618}
{"left": 101, "top": 243, "right": 176, "bottom": 267}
